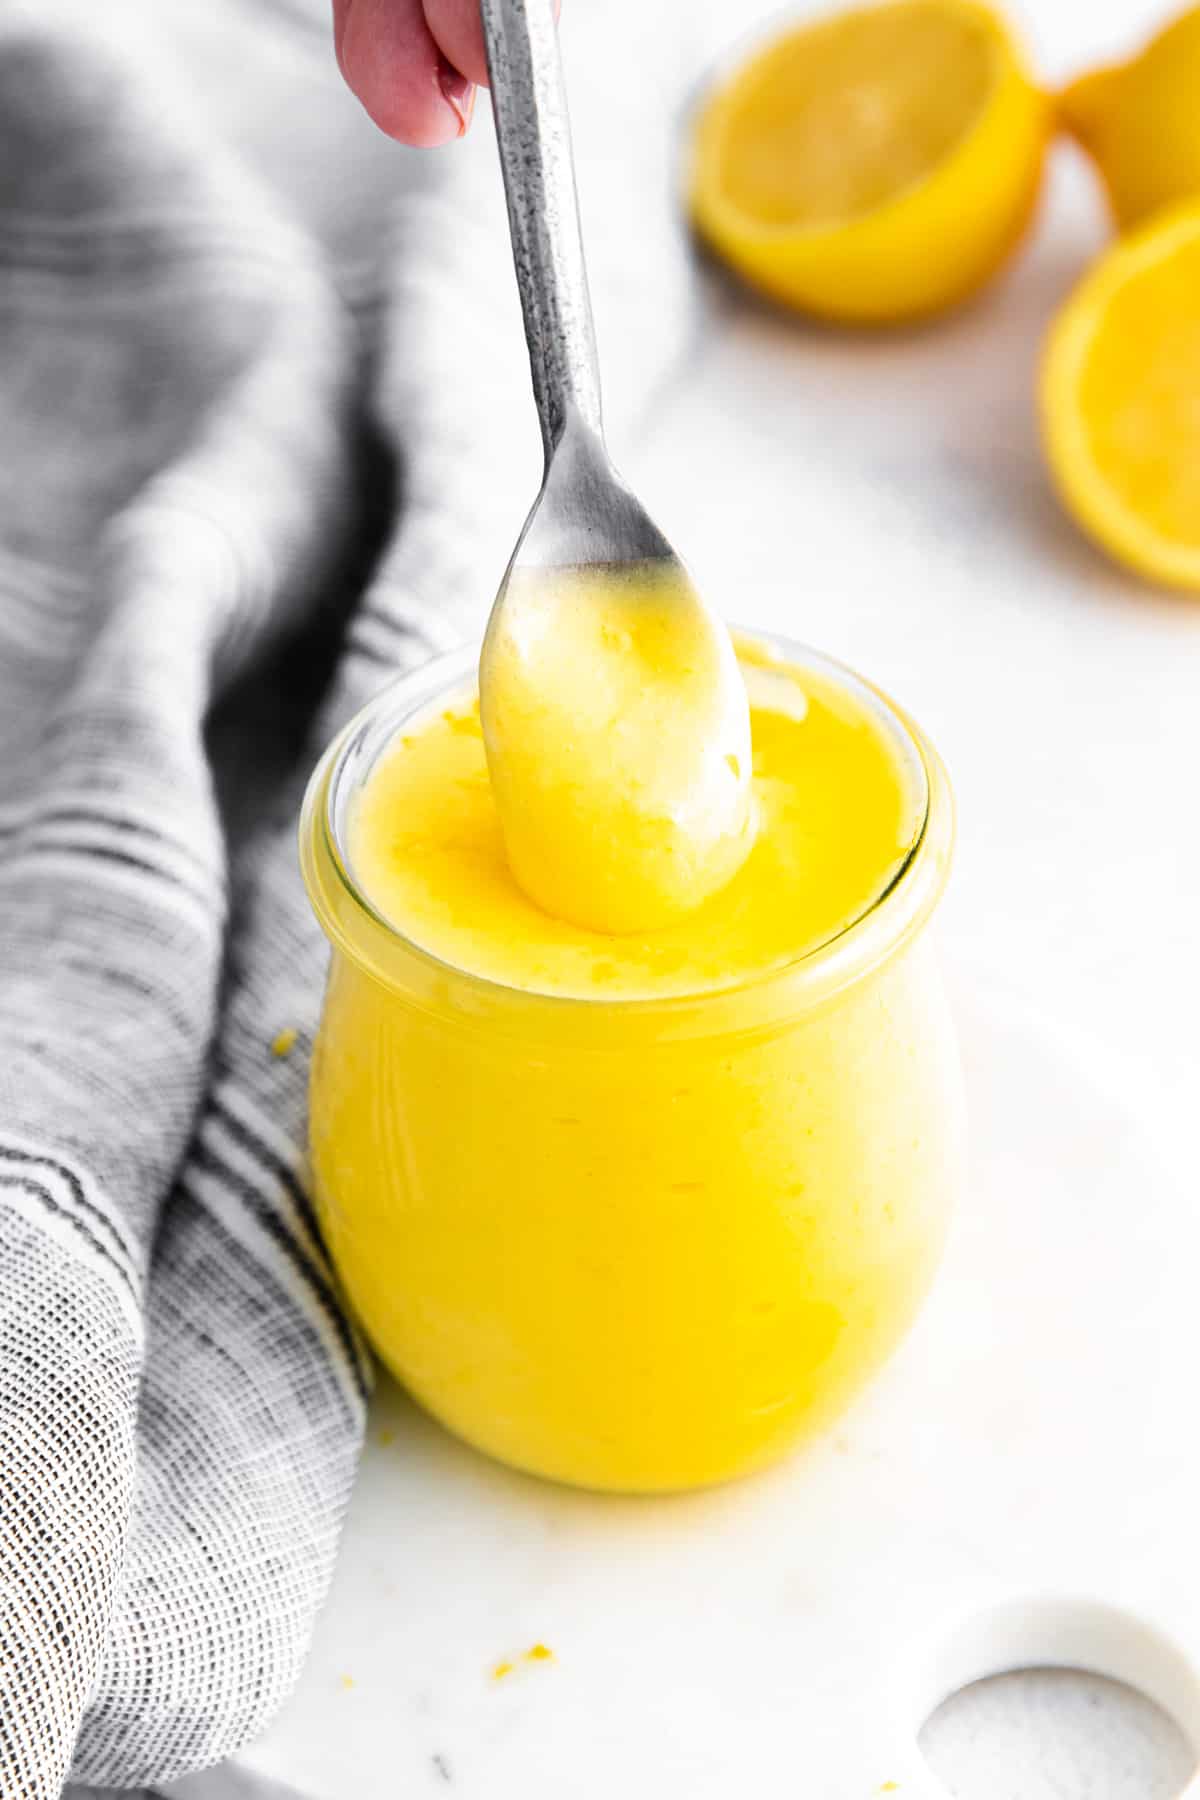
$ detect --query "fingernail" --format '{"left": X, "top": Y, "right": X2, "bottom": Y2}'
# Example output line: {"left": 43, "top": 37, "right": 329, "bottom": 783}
{"left": 437, "top": 58, "right": 476, "bottom": 137}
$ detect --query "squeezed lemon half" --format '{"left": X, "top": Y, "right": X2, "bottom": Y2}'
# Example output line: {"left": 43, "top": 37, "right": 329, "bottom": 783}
{"left": 689, "top": 0, "right": 1049, "bottom": 325}
{"left": 1041, "top": 203, "right": 1200, "bottom": 591}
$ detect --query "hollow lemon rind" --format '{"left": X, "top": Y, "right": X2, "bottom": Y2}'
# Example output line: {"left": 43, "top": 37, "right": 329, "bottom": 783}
{"left": 1040, "top": 201, "right": 1200, "bottom": 594}
{"left": 689, "top": 0, "right": 1051, "bottom": 325}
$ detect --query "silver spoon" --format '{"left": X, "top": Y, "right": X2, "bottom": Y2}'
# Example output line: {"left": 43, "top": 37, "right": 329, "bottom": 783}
{"left": 477, "top": 0, "right": 754, "bottom": 936}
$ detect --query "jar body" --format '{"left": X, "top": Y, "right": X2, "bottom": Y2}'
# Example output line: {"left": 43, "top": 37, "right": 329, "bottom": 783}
{"left": 309, "top": 931, "right": 964, "bottom": 1492}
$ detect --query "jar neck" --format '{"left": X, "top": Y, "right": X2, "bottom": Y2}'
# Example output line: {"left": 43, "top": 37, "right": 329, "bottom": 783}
{"left": 299, "top": 640, "right": 955, "bottom": 1046}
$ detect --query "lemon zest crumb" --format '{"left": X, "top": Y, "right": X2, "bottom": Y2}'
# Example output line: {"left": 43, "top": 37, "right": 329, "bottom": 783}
{"left": 271, "top": 1027, "right": 298, "bottom": 1058}
{"left": 492, "top": 1644, "right": 554, "bottom": 1681}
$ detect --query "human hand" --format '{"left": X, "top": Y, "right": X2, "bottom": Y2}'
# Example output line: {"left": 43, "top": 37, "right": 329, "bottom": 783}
{"left": 332, "top": 0, "right": 489, "bottom": 146}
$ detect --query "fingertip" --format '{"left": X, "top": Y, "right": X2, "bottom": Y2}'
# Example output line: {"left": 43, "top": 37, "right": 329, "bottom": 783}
{"left": 437, "top": 57, "right": 477, "bottom": 137}
{"left": 422, "top": 0, "right": 490, "bottom": 89}
{"left": 385, "top": 99, "right": 467, "bottom": 147}
{"left": 340, "top": 0, "right": 466, "bottom": 144}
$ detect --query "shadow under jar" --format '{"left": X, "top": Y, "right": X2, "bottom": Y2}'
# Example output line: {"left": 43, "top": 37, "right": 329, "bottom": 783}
{"left": 300, "top": 635, "right": 965, "bottom": 1494}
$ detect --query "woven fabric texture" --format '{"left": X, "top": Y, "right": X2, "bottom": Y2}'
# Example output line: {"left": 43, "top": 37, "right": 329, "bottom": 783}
{"left": 0, "top": 0, "right": 695, "bottom": 1792}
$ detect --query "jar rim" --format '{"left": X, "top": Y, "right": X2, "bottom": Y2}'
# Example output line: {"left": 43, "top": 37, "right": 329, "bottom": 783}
{"left": 299, "top": 630, "right": 954, "bottom": 1032}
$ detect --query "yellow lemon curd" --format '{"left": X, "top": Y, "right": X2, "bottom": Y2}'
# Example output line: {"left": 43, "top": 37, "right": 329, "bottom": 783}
{"left": 301, "top": 637, "right": 963, "bottom": 1492}
{"left": 480, "top": 564, "right": 755, "bottom": 935}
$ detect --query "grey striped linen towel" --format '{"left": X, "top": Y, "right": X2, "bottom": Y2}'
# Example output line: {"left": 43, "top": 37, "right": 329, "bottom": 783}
{"left": 0, "top": 0, "right": 700, "bottom": 1794}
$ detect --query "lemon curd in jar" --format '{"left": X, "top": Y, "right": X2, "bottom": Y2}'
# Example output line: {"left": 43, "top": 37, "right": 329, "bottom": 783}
{"left": 301, "top": 636, "right": 963, "bottom": 1493}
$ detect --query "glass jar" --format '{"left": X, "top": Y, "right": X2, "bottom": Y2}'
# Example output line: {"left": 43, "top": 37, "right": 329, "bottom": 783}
{"left": 300, "top": 636, "right": 964, "bottom": 1494}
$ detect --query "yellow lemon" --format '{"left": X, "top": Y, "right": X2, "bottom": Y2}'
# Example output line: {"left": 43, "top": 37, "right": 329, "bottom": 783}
{"left": 689, "top": 0, "right": 1049, "bottom": 325}
{"left": 1062, "top": 7, "right": 1200, "bottom": 232}
{"left": 1041, "top": 203, "right": 1200, "bottom": 591}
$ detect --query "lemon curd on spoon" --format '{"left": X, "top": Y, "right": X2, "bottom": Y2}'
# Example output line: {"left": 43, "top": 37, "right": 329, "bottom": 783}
{"left": 301, "top": 635, "right": 964, "bottom": 1493}
{"left": 479, "top": 563, "right": 755, "bottom": 934}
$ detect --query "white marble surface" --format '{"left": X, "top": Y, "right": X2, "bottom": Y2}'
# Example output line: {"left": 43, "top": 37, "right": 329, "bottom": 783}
{"left": 136, "top": 0, "right": 1200, "bottom": 1792}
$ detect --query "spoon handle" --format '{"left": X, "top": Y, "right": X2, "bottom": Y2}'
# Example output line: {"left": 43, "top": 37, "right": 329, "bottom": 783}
{"left": 480, "top": 0, "right": 603, "bottom": 459}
